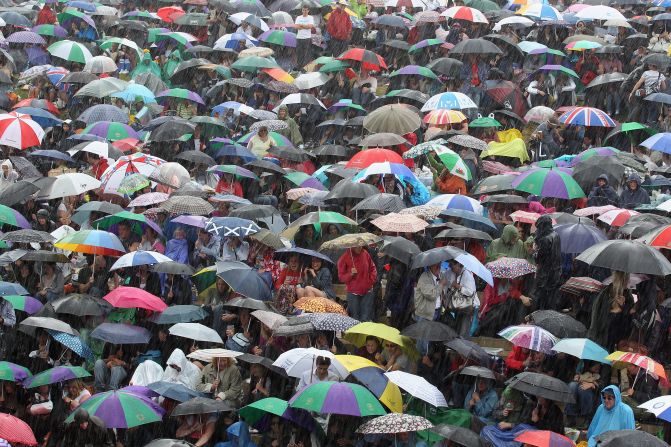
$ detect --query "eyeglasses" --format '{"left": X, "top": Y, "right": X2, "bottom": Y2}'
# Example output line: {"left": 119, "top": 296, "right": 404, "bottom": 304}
{"left": 601, "top": 394, "right": 615, "bottom": 401}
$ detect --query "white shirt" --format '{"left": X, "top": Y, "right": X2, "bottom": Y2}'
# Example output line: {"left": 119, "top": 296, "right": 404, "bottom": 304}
{"left": 295, "top": 14, "right": 315, "bottom": 40}
{"left": 296, "top": 369, "right": 339, "bottom": 392}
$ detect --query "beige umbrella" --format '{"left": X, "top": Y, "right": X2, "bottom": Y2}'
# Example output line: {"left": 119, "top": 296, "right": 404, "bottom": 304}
{"left": 319, "top": 232, "right": 382, "bottom": 251}
{"left": 251, "top": 310, "right": 288, "bottom": 330}
{"left": 371, "top": 213, "right": 428, "bottom": 233}
{"left": 363, "top": 104, "right": 421, "bottom": 135}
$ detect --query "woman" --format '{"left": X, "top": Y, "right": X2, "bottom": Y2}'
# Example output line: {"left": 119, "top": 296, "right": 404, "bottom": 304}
{"left": 162, "top": 273, "right": 193, "bottom": 306}
{"left": 274, "top": 254, "right": 302, "bottom": 314}
{"left": 465, "top": 377, "right": 499, "bottom": 423}
{"left": 526, "top": 72, "right": 549, "bottom": 108}
{"left": 294, "top": 225, "right": 318, "bottom": 251}
{"left": 215, "top": 172, "right": 243, "bottom": 197}
{"left": 166, "top": 227, "right": 189, "bottom": 265}
{"left": 565, "top": 361, "right": 602, "bottom": 427}
{"left": 247, "top": 126, "right": 274, "bottom": 158}
{"left": 17, "top": 262, "right": 39, "bottom": 296}
{"left": 140, "top": 226, "right": 165, "bottom": 254}
{"left": 296, "top": 256, "right": 335, "bottom": 299}
{"left": 587, "top": 270, "right": 634, "bottom": 351}
{"left": 63, "top": 379, "right": 91, "bottom": 412}
{"left": 443, "top": 259, "right": 477, "bottom": 337}
{"left": 629, "top": 63, "right": 667, "bottom": 123}
{"left": 197, "top": 356, "right": 243, "bottom": 407}
{"left": 245, "top": 363, "right": 272, "bottom": 405}
{"left": 36, "top": 263, "right": 65, "bottom": 302}
{"left": 586, "top": 386, "right": 635, "bottom": 447}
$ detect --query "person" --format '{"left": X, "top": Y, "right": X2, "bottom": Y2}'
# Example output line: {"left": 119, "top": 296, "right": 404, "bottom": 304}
{"left": 0, "top": 159, "right": 17, "bottom": 191}
{"left": 588, "top": 271, "right": 634, "bottom": 351}
{"left": 192, "top": 228, "right": 220, "bottom": 269}
{"left": 326, "top": 0, "right": 352, "bottom": 57}
{"left": 532, "top": 215, "right": 562, "bottom": 310}
{"left": 296, "top": 256, "right": 335, "bottom": 299}
{"left": 337, "top": 245, "right": 377, "bottom": 322}
{"left": 565, "top": 361, "right": 602, "bottom": 428}
{"left": 277, "top": 105, "right": 303, "bottom": 146}
{"left": 486, "top": 225, "right": 528, "bottom": 262}
{"left": 221, "top": 236, "right": 250, "bottom": 261}
{"left": 163, "top": 348, "right": 202, "bottom": 390}
{"left": 355, "top": 335, "right": 381, "bottom": 363}
{"left": 465, "top": 377, "right": 499, "bottom": 423}
{"left": 413, "top": 263, "right": 444, "bottom": 354}
{"left": 198, "top": 356, "right": 243, "bottom": 407}
{"left": 247, "top": 126, "right": 274, "bottom": 158}
{"left": 94, "top": 344, "right": 129, "bottom": 392}
{"left": 274, "top": 254, "right": 302, "bottom": 314}
{"left": 63, "top": 378, "right": 91, "bottom": 411}
{"left": 296, "top": 356, "right": 339, "bottom": 391}
{"left": 628, "top": 63, "right": 667, "bottom": 123}
{"left": 619, "top": 173, "right": 650, "bottom": 209}
{"left": 36, "top": 262, "right": 64, "bottom": 302}
{"left": 444, "top": 259, "right": 477, "bottom": 337}
{"left": 587, "top": 174, "right": 619, "bottom": 207}
{"left": 378, "top": 341, "right": 413, "bottom": 373}
{"left": 586, "top": 386, "right": 635, "bottom": 447}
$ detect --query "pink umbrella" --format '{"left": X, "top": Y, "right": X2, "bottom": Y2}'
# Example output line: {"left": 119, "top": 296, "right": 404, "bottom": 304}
{"left": 103, "top": 286, "right": 167, "bottom": 312}
{"left": 128, "top": 192, "right": 169, "bottom": 208}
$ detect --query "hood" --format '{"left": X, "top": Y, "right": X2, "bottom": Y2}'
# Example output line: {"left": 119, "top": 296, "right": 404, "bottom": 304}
{"left": 596, "top": 174, "right": 609, "bottom": 185}
{"left": 227, "top": 421, "right": 253, "bottom": 447}
{"left": 626, "top": 173, "right": 641, "bottom": 188}
{"left": 599, "top": 384, "right": 622, "bottom": 408}
{"left": 501, "top": 225, "right": 519, "bottom": 245}
{"left": 165, "top": 348, "right": 188, "bottom": 371}
{"left": 1, "top": 159, "right": 12, "bottom": 170}
{"left": 535, "top": 214, "right": 554, "bottom": 239}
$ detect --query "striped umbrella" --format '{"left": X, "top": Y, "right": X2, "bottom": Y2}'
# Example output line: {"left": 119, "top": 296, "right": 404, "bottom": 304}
{"left": 155, "top": 31, "right": 197, "bottom": 47}
{"left": 558, "top": 106, "right": 616, "bottom": 127}
{"left": 54, "top": 229, "right": 126, "bottom": 256}
{"left": 6, "top": 31, "right": 46, "bottom": 45}
{"left": 289, "top": 381, "right": 386, "bottom": 417}
{"left": 25, "top": 366, "right": 91, "bottom": 388}
{"left": 390, "top": 65, "right": 439, "bottom": 80}
{"left": 498, "top": 325, "right": 559, "bottom": 354}
{"left": 423, "top": 109, "right": 467, "bottom": 125}
{"left": 0, "top": 112, "right": 44, "bottom": 149}
{"left": 334, "top": 355, "right": 402, "bottom": 413}
{"left": 606, "top": 351, "right": 667, "bottom": 380}
{"left": 517, "top": 3, "right": 563, "bottom": 20}
{"left": 511, "top": 167, "right": 585, "bottom": 199}
{"left": 65, "top": 390, "right": 165, "bottom": 428}
{"left": 441, "top": 6, "right": 488, "bottom": 23}
{"left": 82, "top": 121, "right": 139, "bottom": 141}
{"left": 156, "top": 88, "right": 204, "bottom": 105}
{"left": 258, "top": 29, "right": 296, "bottom": 47}
{"left": 46, "top": 66, "right": 69, "bottom": 85}
{"left": 421, "top": 92, "right": 477, "bottom": 111}
{"left": 110, "top": 251, "right": 172, "bottom": 271}
{"left": 408, "top": 39, "right": 444, "bottom": 54}
{"left": 2, "top": 295, "right": 42, "bottom": 314}
{"left": 427, "top": 194, "right": 482, "bottom": 213}
{"left": 32, "top": 24, "right": 68, "bottom": 37}
{"left": 597, "top": 208, "right": 638, "bottom": 227}
{"left": 0, "top": 361, "right": 31, "bottom": 382}
{"left": 47, "top": 40, "right": 92, "bottom": 64}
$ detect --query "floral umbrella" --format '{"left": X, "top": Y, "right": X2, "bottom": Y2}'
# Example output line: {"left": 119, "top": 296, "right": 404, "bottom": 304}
{"left": 485, "top": 257, "right": 536, "bottom": 279}
{"left": 357, "top": 414, "right": 433, "bottom": 434}
{"left": 498, "top": 325, "right": 559, "bottom": 354}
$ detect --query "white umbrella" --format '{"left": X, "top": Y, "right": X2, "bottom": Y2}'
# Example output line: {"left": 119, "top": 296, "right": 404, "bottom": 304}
{"left": 575, "top": 5, "right": 626, "bottom": 21}
{"left": 293, "top": 72, "right": 330, "bottom": 90}
{"left": 38, "top": 173, "right": 101, "bottom": 200}
{"left": 110, "top": 250, "right": 173, "bottom": 271}
{"left": 251, "top": 309, "right": 287, "bottom": 330}
{"left": 84, "top": 55, "right": 118, "bottom": 74}
{"left": 384, "top": 370, "right": 448, "bottom": 407}
{"left": 169, "top": 322, "right": 224, "bottom": 344}
{"left": 187, "top": 348, "right": 244, "bottom": 362}
{"left": 493, "top": 16, "right": 534, "bottom": 31}
{"left": 67, "top": 141, "right": 117, "bottom": 159}
{"left": 272, "top": 347, "right": 348, "bottom": 378}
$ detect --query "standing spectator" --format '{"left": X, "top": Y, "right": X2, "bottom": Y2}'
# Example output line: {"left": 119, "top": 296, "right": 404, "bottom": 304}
{"left": 327, "top": 0, "right": 352, "bottom": 57}
{"left": 532, "top": 215, "right": 562, "bottom": 310}
{"left": 295, "top": 4, "right": 315, "bottom": 69}
{"left": 337, "top": 245, "right": 377, "bottom": 322}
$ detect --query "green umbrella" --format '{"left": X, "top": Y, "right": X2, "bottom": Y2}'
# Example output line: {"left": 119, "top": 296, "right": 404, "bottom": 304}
{"left": 408, "top": 39, "right": 443, "bottom": 54}
{"left": 604, "top": 122, "right": 656, "bottom": 147}
{"left": 538, "top": 65, "right": 578, "bottom": 78}
{"left": 94, "top": 210, "right": 163, "bottom": 236}
{"left": 27, "top": 366, "right": 91, "bottom": 388}
{"left": 512, "top": 168, "right": 585, "bottom": 200}
{"left": 99, "top": 37, "right": 142, "bottom": 59}
{"left": 470, "top": 117, "right": 501, "bottom": 128}
{"left": 0, "top": 204, "right": 30, "bottom": 229}
{"left": 289, "top": 381, "right": 386, "bottom": 417}
{"left": 319, "top": 60, "right": 350, "bottom": 73}
{"left": 47, "top": 40, "right": 92, "bottom": 64}
{"left": 64, "top": 390, "right": 164, "bottom": 428}
{"left": 118, "top": 173, "right": 150, "bottom": 195}
{"left": 283, "top": 171, "right": 312, "bottom": 186}
{"left": 435, "top": 147, "right": 472, "bottom": 181}
{"left": 155, "top": 31, "right": 197, "bottom": 47}
{"left": 231, "top": 56, "right": 279, "bottom": 72}
{"left": 390, "top": 66, "right": 439, "bottom": 80}
{"left": 0, "top": 361, "right": 31, "bottom": 382}
{"left": 465, "top": 0, "right": 500, "bottom": 12}
{"left": 311, "top": 56, "right": 335, "bottom": 65}
{"left": 281, "top": 211, "right": 358, "bottom": 239}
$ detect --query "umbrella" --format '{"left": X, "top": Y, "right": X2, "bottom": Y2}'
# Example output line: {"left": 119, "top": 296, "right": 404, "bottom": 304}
{"left": 552, "top": 338, "right": 610, "bottom": 363}
{"left": 273, "top": 348, "right": 346, "bottom": 378}
{"left": 351, "top": 194, "right": 406, "bottom": 214}
{"left": 110, "top": 251, "right": 172, "bottom": 271}
{"left": 511, "top": 168, "right": 585, "bottom": 199}
{"left": 47, "top": 40, "right": 92, "bottom": 64}
{"left": 431, "top": 425, "right": 483, "bottom": 447}
{"left": 0, "top": 413, "right": 37, "bottom": 446}
{"left": 422, "top": 92, "right": 478, "bottom": 112}
{"left": 498, "top": 325, "right": 558, "bottom": 354}
{"left": 103, "top": 287, "right": 167, "bottom": 312}
{"left": 506, "top": 372, "right": 574, "bottom": 403}
{"left": 294, "top": 297, "right": 347, "bottom": 315}
{"left": 597, "top": 209, "right": 638, "bottom": 227}
{"left": 151, "top": 262, "right": 195, "bottom": 276}
{"left": 639, "top": 396, "right": 671, "bottom": 423}
{"left": 324, "top": 180, "right": 378, "bottom": 201}
{"left": 172, "top": 397, "right": 233, "bottom": 416}
{"left": 1, "top": 229, "right": 54, "bottom": 244}
{"left": 143, "top": 441, "right": 197, "bottom": 447}
{"left": 20, "top": 316, "right": 77, "bottom": 336}
{"left": 239, "top": 397, "right": 316, "bottom": 431}
{"left": 445, "top": 338, "right": 491, "bottom": 365}
{"left": 530, "top": 310, "right": 587, "bottom": 338}
{"left": 160, "top": 196, "right": 214, "bottom": 215}
{"left": 251, "top": 310, "right": 288, "bottom": 330}
{"left": 170, "top": 322, "right": 223, "bottom": 344}
{"left": 305, "top": 313, "right": 360, "bottom": 332}
{"left": 460, "top": 366, "right": 496, "bottom": 381}
{"left": 205, "top": 217, "right": 261, "bottom": 238}
{"left": 363, "top": 105, "right": 421, "bottom": 135}
{"left": 2, "top": 295, "right": 42, "bottom": 314}
{"left": 554, "top": 222, "right": 606, "bottom": 254}
{"left": 215, "top": 261, "right": 271, "bottom": 301}
{"left": 147, "top": 381, "right": 205, "bottom": 402}
{"left": 0, "top": 361, "right": 31, "bottom": 382}
{"left": 558, "top": 106, "right": 616, "bottom": 127}
{"left": 25, "top": 366, "right": 90, "bottom": 388}
{"left": 319, "top": 233, "right": 382, "bottom": 251}
{"left": 281, "top": 211, "right": 357, "bottom": 239}
{"left": 576, "top": 240, "right": 671, "bottom": 275}
{"left": 0, "top": 181, "right": 39, "bottom": 206}
{"left": 371, "top": 213, "right": 428, "bottom": 233}
{"left": 149, "top": 305, "right": 207, "bottom": 324}
{"left": 385, "top": 370, "right": 448, "bottom": 407}
{"left": 0, "top": 112, "right": 44, "bottom": 150}
{"left": 357, "top": 414, "right": 433, "bottom": 434}
{"left": 450, "top": 38, "right": 503, "bottom": 56}
{"left": 65, "top": 390, "right": 165, "bottom": 428}
{"left": 410, "top": 246, "right": 465, "bottom": 270}
{"left": 515, "top": 431, "right": 575, "bottom": 447}
{"left": 55, "top": 229, "right": 125, "bottom": 256}
{"left": 594, "top": 430, "right": 666, "bottom": 447}
{"left": 91, "top": 322, "right": 151, "bottom": 344}
{"left": 290, "top": 381, "right": 386, "bottom": 416}
{"left": 46, "top": 330, "right": 94, "bottom": 360}
{"left": 605, "top": 351, "right": 666, "bottom": 380}
{"left": 346, "top": 149, "right": 403, "bottom": 169}
{"left": 401, "top": 320, "right": 457, "bottom": 342}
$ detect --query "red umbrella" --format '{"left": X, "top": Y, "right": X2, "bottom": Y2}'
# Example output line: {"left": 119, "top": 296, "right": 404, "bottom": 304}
{"left": 0, "top": 413, "right": 38, "bottom": 445}
{"left": 103, "top": 286, "right": 167, "bottom": 312}
{"left": 515, "top": 430, "right": 575, "bottom": 447}
{"left": 338, "top": 48, "right": 387, "bottom": 71}
{"left": 157, "top": 6, "right": 185, "bottom": 22}
{"left": 640, "top": 224, "right": 671, "bottom": 249}
{"left": 484, "top": 80, "right": 527, "bottom": 117}
{"left": 12, "top": 98, "right": 59, "bottom": 115}
{"left": 0, "top": 112, "right": 45, "bottom": 150}
{"left": 112, "top": 138, "right": 142, "bottom": 153}
{"left": 346, "top": 148, "right": 403, "bottom": 169}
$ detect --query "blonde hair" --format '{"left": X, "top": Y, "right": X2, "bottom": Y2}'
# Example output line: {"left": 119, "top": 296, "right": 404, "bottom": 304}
{"left": 611, "top": 271, "right": 630, "bottom": 302}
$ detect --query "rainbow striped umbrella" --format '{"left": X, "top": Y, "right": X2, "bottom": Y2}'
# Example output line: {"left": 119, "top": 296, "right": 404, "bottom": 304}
{"left": 2, "top": 295, "right": 42, "bottom": 314}
{"left": 390, "top": 65, "right": 438, "bottom": 80}
{"left": 511, "top": 167, "right": 585, "bottom": 199}
{"left": 65, "top": 390, "right": 165, "bottom": 428}
{"left": 498, "top": 325, "right": 559, "bottom": 354}
{"left": 558, "top": 106, "right": 616, "bottom": 127}
{"left": 55, "top": 229, "right": 126, "bottom": 256}
{"left": 566, "top": 40, "right": 602, "bottom": 51}
{"left": 289, "top": 381, "right": 386, "bottom": 417}
{"left": 0, "top": 361, "right": 31, "bottom": 382}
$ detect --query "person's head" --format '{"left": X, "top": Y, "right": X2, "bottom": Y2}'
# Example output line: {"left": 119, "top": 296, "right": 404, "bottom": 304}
{"left": 627, "top": 173, "right": 641, "bottom": 191}
{"left": 448, "top": 260, "right": 463, "bottom": 275}
{"left": 315, "top": 356, "right": 331, "bottom": 379}
{"left": 68, "top": 378, "right": 85, "bottom": 397}
{"left": 302, "top": 4, "right": 310, "bottom": 15}
{"left": 310, "top": 257, "right": 323, "bottom": 271}
{"left": 351, "top": 244, "right": 363, "bottom": 256}
{"left": 364, "top": 336, "right": 380, "bottom": 354}
{"left": 384, "top": 341, "right": 400, "bottom": 354}
{"left": 315, "top": 331, "right": 328, "bottom": 347}
{"left": 287, "top": 254, "right": 300, "bottom": 270}
{"left": 74, "top": 408, "right": 90, "bottom": 430}
{"left": 250, "top": 363, "right": 266, "bottom": 378}
{"left": 303, "top": 225, "right": 315, "bottom": 239}
{"left": 258, "top": 126, "right": 269, "bottom": 138}
{"left": 476, "top": 378, "right": 490, "bottom": 392}
{"left": 198, "top": 228, "right": 211, "bottom": 243}
{"left": 596, "top": 174, "right": 608, "bottom": 188}
{"left": 38, "top": 384, "right": 50, "bottom": 396}
{"left": 37, "top": 208, "right": 49, "bottom": 224}
{"left": 215, "top": 277, "right": 228, "bottom": 294}
{"left": 19, "top": 262, "right": 30, "bottom": 278}
{"left": 297, "top": 333, "right": 311, "bottom": 347}
{"left": 327, "top": 224, "right": 339, "bottom": 236}
{"left": 383, "top": 175, "right": 396, "bottom": 190}
{"left": 215, "top": 356, "right": 234, "bottom": 370}
{"left": 44, "top": 262, "right": 55, "bottom": 275}
{"left": 173, "top": 226, "right": 186, "bottom": 240}
{"left": 601, "top": 388, "right": 617, "bottom": 410}
{"left": 270, "top": 416, "right": 282, "bottom": 432}
{"left": 118, "top": 220, "right": 132, "bottom": 240}
{"left": 158, "top": 328, "right": 168, "bottom": 342}
{"left": 501, "top": 225, "right": 519, "bottom": 245}
{"left": 428, "top": 263, "right": 441, "bottom": 276}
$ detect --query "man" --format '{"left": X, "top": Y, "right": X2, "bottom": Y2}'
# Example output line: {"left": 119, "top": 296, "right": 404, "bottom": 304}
{"left": 587, "top": 174, "right": 619, "bottom": 207}
{"left": 61, "top": 409, "right": 113, "bottom": 447}
{"left": 532, "top": 116, "right": 563, "bottom": 160}
{"left": 414, "top": 263, "right": 444, "bottom": 354}
{"left": 586, "top": 386, "right": 635, "bottom": 447}
{"left": 0, "top": 298, "right": 15, "bottom": 357}
{"left": 533, "top": 215, "right": 562, "bottom": 310}
{"left": 326, "top": 0, "right": 352, "bottom": 57}
{"left": 117, "top": 220, "right": 139, "bottom": 251}
{"left": 295, "top": 4, "right": 315, "bottom": 69}
{"left": 352, "top": 68, "right": 378, "bottom": 108}
{"left": 619, "top": 173, "right": 650, "bottom": 209}
{"left": 192, "top": 228, "right": 220, "bottom": 270}
{"left": 296, "top": 356, "right": 339, "bottom": 391}
{"left": 337, "top": 244, "right": 377, "bottom": 322}
{"left": 486, "top": 225, "right": 527, "bottom": 262}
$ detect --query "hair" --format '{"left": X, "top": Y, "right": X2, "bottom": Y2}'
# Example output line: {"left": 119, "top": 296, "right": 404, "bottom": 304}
{"left": 611, "top": 271, "right": 630, "bottom": 303}
{"left": 365, "top": 335, "right": 379, "bottom": 344}
{"left": 68, "top": 379, "right": 86, "bottom": 396}
{"left": 315, "top": 356, "right": 331, "bottom": 367}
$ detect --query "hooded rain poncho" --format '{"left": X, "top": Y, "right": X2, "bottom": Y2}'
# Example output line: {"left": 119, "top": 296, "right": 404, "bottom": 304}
{"left": 486, "top": 225, "right": 527, "bottom": 262}
{"left": 586, "top": 385, "right": 635, "bottom": 447}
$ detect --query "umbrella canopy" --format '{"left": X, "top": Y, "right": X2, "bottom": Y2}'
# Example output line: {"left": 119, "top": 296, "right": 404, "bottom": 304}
{"left": 385, "top": 370, "right": 448, "bottom": 407}
{"left": 594, "top": 430, "right": 666, "bottom": 447}
{"left": 530, "top": 310, "right": 587, "bottom": 338}
{"left": 498, "top": 325, "right": 558, "bottom": 354}
{"left": 506, "top": 372, "right": 574, "bottom": 403}
{"left": 91, "top": 322, "right": 151, "bottom": 344}
{"left": 576, "top": 240, "right": 671, "bottom": 275}
{"left": 25, "top": 366, "right": 90, "bottom": 388}
{"left": 239, "top": 397, "right": 317, "bottom": 431}
{"left": 552, "top": 338, "right": 610, "bottom": 363}
{"left": 515, "top": 431, "right": 576, "bottom": 447}
{"left": 103, "top": 286, "right": 167, "bottom": 312}
{"left": 169, "top": 322, "right": 224, "bottom": 344}
{"left": 554, "top": 222, "right": 607, "bottom": 254}
{"left": 0, "top": 413, "right": 37, "bottom": 446}
{"left": 363, "top": 105, "right": 421, "bottom": 135}
{"left": 431, "top": 425, "right": 482, "bottom": 447}
{"left": 511, "top": 168, "right": 585, "bottom": 199}
{"left": 401, "top": 320, "right": 458, "bottom": 342}
{"left": 289, "top": 381, "right": 386, "bottom": 417}
{"left": 356, "top": 414, "right": 433, "bottom": 434}
{"left": 65, "top": 390, "right": 165, "bottom": 428}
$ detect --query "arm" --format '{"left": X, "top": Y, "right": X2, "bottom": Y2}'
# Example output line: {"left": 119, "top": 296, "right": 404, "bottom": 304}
{"left": 337, "top": 255, "right": 353, "bottom": 284}
{"left": 629, "top": 77, "right": 644, "bottom": 97}
{"left": 200, "top": 239, "right": 221, "bottom": 258}
{"left": 561, "top": 79, "right": 576, "bottom": 92}
{"left": 526, "top": 81, "right": 541, "bottom": 95}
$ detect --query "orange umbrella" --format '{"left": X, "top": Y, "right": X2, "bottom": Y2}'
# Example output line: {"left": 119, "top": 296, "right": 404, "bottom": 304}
{"left": 606, "top": 351, "right": 667, "bottom": 380}
{"left": 294, "top": 297, "right": 347, "bottom": 315}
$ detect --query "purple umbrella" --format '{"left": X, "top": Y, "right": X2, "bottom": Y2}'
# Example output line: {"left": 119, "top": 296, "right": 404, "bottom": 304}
{"left": 90, "top": 323, "right": 151, "bottom": 344}
{"left": 120, "top": 385, "right": 160, "bottom": 399}
{"left": 554, "top": 222, "right": 607, "bottom": 254}
{"left": 6, "top": 31, "right": 46, "bottom": 45}
{"left": 64, "top": 390, "right": 165, "bottom": 428}
{"left": 172, "top": 215, "right": 206, "bottom": 228}
{"left": 300, "top": 178, "right": 326, "bottom": 190}
{"left": 26, "top": 46, "right": 51, "bottom": 66}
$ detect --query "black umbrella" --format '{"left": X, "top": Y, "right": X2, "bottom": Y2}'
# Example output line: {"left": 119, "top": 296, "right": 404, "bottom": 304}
{"left": 481, "top": 194, "right": 527, "bottom": 205}
{"left": 144, "top": 440, "right": 195, "bottom": 447}
{"left": 20, "top": 250, "right": 69, "bottom": 263}
{"left": 229, "top": 204, "right": 281, "bottom": 220}
{"left": 379, "top": 236, "right": 420, "bottom": 265}
{"left": 60, "top": 71, "right": 99, "bottom": 85}
{"left": 50, "top": 294, "right": 111, "bottom": 316}
{"left": 324, "top": 179, "right": 378, "bottom": 201}
{"left": 150, "top": 121, "right": 196, "bottom": 142}
{"left": 1, "top": 229, "right": 54, "bottom": 243}
{"left": 175, "top": 150, "right": 215, "bottom": 166}
{"left": 411, "top": 246, "right": 466, "bottom": 270}
{"left": 445, "top": 338, "right": 491, "bottom": 366}
{"left": 471, "top": 174, "right": 516, "bottom": 195}
{"left": 430, "top": 425, "right": 483, "bottom": 447}
{"left": 151, "top": 261, "right": 196, "bottom": 275}
{"left": 530, "top": 310, "right": 587, "bottom": 338}
{"left": 359, "top": 132, "right": 408, "bottom": 147}
{"left": 482, "top": 34, "right": 524, "bottom": 59}
{"left": 217, "top": 261, "right": 272, "bottom": 301}
{"left": 10, "top": 156, "right": 41, "bottom": 178}
{"left": 245, "top": 159, "right": 287, "bottom": 175}
{"left": 595, "top": 44, "right": 623, "bottom": 54}
{"left": 426, "top": 58, "right": 464, "bottom": 77}
{"left": 170, "top": 58, "right": 212, "bottom": 83}
{"left": 150, "top": 305, "right": 207, "bottom": 324}
{"left": 621, "top": 220, "right": 667, "bottom": 239}
{"left": 384, "top": 39, "right": 410, "bottom": 51}
{"left": 313, "top": 144, "right": 348, "bottom": 158}
{"left": 450, "top": 39, "right": 503, "bottom": 56}
{"left": 643, "top": 53, "right": 671, "bottom": 69}
{"left": 374, "top": 14, "right": 407, "bottom": 28}
{"left": 268, "top": 147, "right": 312, "bottom": 162}
{"left": 0, "top": 180, "right": 39, "bottom": 206}
{"left": 172, "top": 397, "right": 233, "bottom": 416}
{"left": 75, "top": 200, "right": 125, "bottom": 215}
{"left": 223, "top": 296, "right": 273, "bottom": 311}
{"left": 576, "top": 240, "right": 671, "bottom": 275}
{"left": 506, "top": 372, "right": 574, "bottom": 403}
{"left": 148, "top": 381, "right": 205, "bottom": 402}
{"left": 595, "top": 430, "right": 667, "bottom": 447}
{"left": 317, "top": 119, "right": 347, "bottom": 129}
{"left": 351, "top": 193, "right": 406, "bottom": 213}
{"left": 572, "top": 156, "right": 627, "bottom": 190}
{"left": 401, "top": 320, "right": 457, "bottom": 342}
{"left": 548, "top": 212, "right": 589, "bottom": 225}
{"left": 435, "top": 227, "right": 492, "bottom": 241}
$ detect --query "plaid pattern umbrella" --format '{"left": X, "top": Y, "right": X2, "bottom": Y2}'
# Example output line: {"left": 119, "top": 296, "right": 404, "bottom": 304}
{"left": 357, "top": 414, "right": 433, "bottom": 434}
{"left": 159, "top": 196, "right": 214, "bottom": 215}
{"left": 559, "top": 277, "right": 605, "bottom": 295}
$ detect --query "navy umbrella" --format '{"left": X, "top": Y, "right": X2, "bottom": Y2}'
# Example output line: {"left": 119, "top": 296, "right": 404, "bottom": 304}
{"left": 216, "top": 261, "right": 272, "bottom": 301}
{"left": 205, "top": 217, "right": 261, "bottom": 238}
{"left": 29, "top": 149, "right": 75, "bottom": 163}
{"left": 274, "top": 247, "right": 333, "bottom": 265}
{"left": 439, "top": 209, "right": 498, "bottom": 234}
{"left": 554, "top": 222, "right": 606, "bottom": 254}
{"left": 15, "top": 107, "right": 62, "bottom": 128}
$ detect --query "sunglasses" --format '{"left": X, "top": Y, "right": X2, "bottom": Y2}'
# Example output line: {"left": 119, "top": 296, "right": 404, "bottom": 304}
{"left": 601, "top": 394, "right": 615, "bottom": 401}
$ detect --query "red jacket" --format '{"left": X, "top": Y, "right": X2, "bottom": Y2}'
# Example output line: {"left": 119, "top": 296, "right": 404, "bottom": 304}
{"left": 215, "top": 179, "right": 243, "bottom": 197}
{"left": 505, "top": 345, "right": 529, "bottom": 373}
{"left": 36, "top": 6, "right": 56, "bottom": 25}
{"left": 327, "top": 9, "right": 352, "bottom": 41}
{"left": 337, "top": 248, "right": 377, "bottom": 295}
{"left": 91, "top": 157, "right": 109, "bottom": 180}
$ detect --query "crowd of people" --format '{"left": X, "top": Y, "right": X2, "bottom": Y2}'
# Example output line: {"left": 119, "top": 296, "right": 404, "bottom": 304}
{"left": 1, "top": 0, "right": 671, "bottom": 447}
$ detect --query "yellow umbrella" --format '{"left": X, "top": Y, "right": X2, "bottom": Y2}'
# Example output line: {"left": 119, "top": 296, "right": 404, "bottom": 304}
{"left": 344, "top": 322, "right": 418, "bottom": 358}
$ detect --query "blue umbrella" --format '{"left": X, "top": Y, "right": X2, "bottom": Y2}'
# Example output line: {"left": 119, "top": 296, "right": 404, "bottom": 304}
{"left": 67, "top": 1, "right": 97, "bottom": 12}
{"left": 15, "top": 107, "right": 62, "bottom": 128}
{"left": 111, "top": 84, "right": 157, "bottom": 104}
{"left": 554, "top": 222, "right": 606, "bottom": 254}
{"left": 454, "top": 252, "right": 494, "bottom": 286}
{"left": 90, "top": 322, "right": 151, "bottom": 344}
{"left": 0, "top": 282, "right": 28, "bottom": 296}
{"left": 213, "top": 140, "right": 257, "bottom": 162}
{"left": 274, "top": 247, "right": 333, "bottom": 265}
{"left": 47, "top": 329, "right": 94, "bottom": 360}
{"left": 26, "top": 46, "right": 51, "bottom": 66}
{"left": 205, "top": 217, "right": 261, "bottom": 238}
{"left": 439, "top": 209, "right": 498, "bottom": 234}
{"left": 29, "top": 149, "right": 75, "bottom": 163}
{"left": 147, "top": 381, "right": 206, "bottom": 402}
{"left": 149, "top": 305, "right": 208, "bottom": 324}
{"left": 552, "top": 338, "right": 611, "bottom": 363}
{"left": 641, "top": 132, "right": 671, "bottom": 154}
{"left": 217, "top": 261, "right": 272, "bottom": 301}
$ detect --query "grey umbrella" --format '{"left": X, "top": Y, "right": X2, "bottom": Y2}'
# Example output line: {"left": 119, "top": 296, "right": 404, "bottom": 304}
{"left": 229, "top": 204, "right": 281, "bottom": 220}
{"left": 446, "top": 338, "right": 491, "bottom": 365}
{"left": 151, "top": 261, "right": 196, "bottom": 275}
{"left": 363, "top": 104, "right": 421, "bottom": 135}
{"left": 324, "top": 179, "right": 378, "bottom": 201}
{"left": 274, "top": 315, "right": 314, "bottom": 336}
{"left": 436, "top": 227, "right": 492, "bottom": 241}
{"left": 460, "top": 366, "right": 496, "bottom": 380}
{"left": 51, "top": 294, "right": 111, "bottom": 316}
{"left": 133, "top": 72, "right": 168, "bottom": 94}
{"left": 595, "top": 430, "right": 667, "bottom": 447}
{"left": 411, "top": 246, "right": 466, "bottom": 270}
{"left": 175, "top": 150, "right": 216, "bottom": 166}
{"left": 585, "top": 72, "right": 627, "bottom": 89}
{"left": 0, "top": 180, "right": 39, "bottom": 206}
{"left": 144, "top": 440, "right": 196, "bottom": 447}
{"left": 245, "top": 159, "right": 287, "bottom": 175}
{"left": 150, "top": 121, "right": 196, "bottom": 142}
{"left": 1, "top": 229, "right": 54, "bottom": 243}
{"left": 481, "top": 194, "right": 527, "bottom": 205}
{"left": 351, "top": 193, "right": 406, "bottom": 214}
{"left": 77, "top": 104, "right": 129, "bottom": 124}
{"left": 450, "top": 38, "right": 503, "bottom": 56}
{"left": 217, "top": 262, "right": 272, "bottom": 302}
{"left": 359, "top": 132, "right": 408, "bottom": 147}
{"left": 401, "top": 320, "right": 457, "bottom": 342}
{"left": 172, "top": 397, "right": 233, "bottom": 416}
{"left": 430, "top": 425, "right": 483, "bottom": 447}
{"left": 379, "top": 236, "right": 420, "bottom": 265}
{"left": 471, "top": 174, "right": 516, "bottom": 195}
{"left": 313, "top": 145, "right": 349, "bottom": 158}
{"left": 576, "top": 240, "right": 671, "bottom": 276}
{"left": 269, "top": 147, "right": 312, "bottom": 162}
{"left": 20, "top": 250, "right": 69, "bottom": 263}
{"left": 426, "top": 58, "right": 463, "bottom": 77}
{"left": 506, "top": 372, "right": 575, "bottom": 403}
{"left": 530, "top": 310, "right": 587, "bottom": 338}
{"left": 20, "top": 316, "right": 78, "bottom": 336}
{"left": 60, "top": 71, "right": 98, "bottom": 85}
